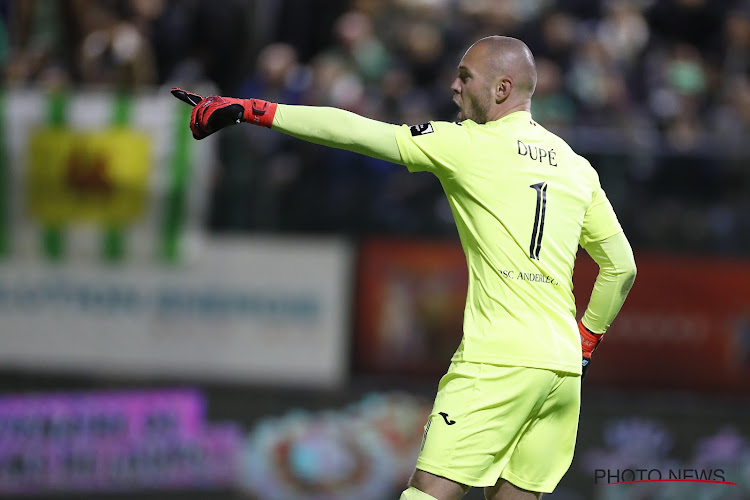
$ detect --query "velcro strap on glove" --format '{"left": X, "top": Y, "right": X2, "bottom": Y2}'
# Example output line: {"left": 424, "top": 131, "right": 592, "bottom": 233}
{"left": 242, "top": 99, "right": 277, "bottom": 128}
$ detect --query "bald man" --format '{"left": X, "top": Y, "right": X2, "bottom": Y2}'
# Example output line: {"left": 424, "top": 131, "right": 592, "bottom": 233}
{"left": 173, "top": 36, "right": 636, "bottom": 500}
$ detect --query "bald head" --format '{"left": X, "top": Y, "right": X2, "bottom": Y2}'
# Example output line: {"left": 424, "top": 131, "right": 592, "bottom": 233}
{"left": 472, "top": 36, "right": 537, "bottom": 100}
{"left": 452, "top": 36, "right": 538, "bottom": 123}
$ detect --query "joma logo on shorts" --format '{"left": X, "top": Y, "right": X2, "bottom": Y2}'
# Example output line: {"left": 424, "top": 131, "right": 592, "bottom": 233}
{"left": 439, "top": 412, "right": 456, "bottom": 425}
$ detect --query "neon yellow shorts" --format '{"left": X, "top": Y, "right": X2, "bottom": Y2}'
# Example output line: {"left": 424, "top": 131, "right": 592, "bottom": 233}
{"left": 416, "top": 361, "right": 581, "bottom": 493}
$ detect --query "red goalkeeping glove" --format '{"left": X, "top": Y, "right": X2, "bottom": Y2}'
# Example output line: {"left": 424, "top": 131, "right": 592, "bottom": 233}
{"left": 579, "top": 321, "right": 603, "bottom": 380}
{"left": 171, "top": 88, "right": 278, "bottom": 140}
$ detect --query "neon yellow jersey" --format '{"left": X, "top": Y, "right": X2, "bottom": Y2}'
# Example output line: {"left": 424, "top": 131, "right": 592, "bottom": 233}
{"left": 394, "top": 111, "right": 623, "bottom": 374}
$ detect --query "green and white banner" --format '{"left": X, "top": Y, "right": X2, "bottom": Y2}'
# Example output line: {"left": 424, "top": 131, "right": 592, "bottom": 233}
{"left": 2, "top": 89, "right": 210, "bottom": 264}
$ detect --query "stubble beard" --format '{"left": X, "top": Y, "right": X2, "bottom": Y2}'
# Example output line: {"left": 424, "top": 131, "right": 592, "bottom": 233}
{"left": 461, "top": 93, "right": 491, "bottom": 124}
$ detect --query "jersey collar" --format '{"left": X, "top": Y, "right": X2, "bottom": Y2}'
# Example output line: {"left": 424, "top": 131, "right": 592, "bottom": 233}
{"left": 494, "top": 111, "right": 532, "bottom": 124}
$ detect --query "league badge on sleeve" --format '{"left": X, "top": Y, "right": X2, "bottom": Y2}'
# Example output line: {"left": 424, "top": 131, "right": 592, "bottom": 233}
{"left": 409, "top": 122, "right": 434, "bottom": 136}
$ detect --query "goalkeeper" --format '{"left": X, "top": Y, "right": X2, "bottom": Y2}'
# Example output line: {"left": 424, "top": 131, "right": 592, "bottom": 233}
{"left": 173, "top": 36, "right": 636, "bottom": 500}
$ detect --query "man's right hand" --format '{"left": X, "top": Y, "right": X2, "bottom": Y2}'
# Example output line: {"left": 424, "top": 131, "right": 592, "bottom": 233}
{"left": 171, "top": 88, "right": 277, "bottom": 140}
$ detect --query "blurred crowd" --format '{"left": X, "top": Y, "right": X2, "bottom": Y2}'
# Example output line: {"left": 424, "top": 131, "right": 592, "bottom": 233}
{"left": 3, "top": 0, "right": 750, "bottom": 253}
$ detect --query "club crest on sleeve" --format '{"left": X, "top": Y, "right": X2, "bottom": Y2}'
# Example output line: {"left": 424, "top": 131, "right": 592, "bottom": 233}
{"left": 410, "top": 122, "right": 434, "bottom": 136}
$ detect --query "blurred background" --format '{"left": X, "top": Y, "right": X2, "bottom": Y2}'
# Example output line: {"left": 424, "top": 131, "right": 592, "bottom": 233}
{"left": 1, "top": 0, "right": 750, "bottom": 499}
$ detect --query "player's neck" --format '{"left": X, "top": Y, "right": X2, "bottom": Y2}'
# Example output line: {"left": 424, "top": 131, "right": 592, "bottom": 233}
{"left": 488, "top": 100, "right": 531, "bottom": 122}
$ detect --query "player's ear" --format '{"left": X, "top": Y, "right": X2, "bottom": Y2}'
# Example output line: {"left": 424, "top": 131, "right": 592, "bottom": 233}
{"left": 496, "top": 77, "right": 512, "bottom": 103}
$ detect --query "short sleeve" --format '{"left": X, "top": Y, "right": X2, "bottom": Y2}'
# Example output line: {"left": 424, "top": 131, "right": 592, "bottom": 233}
{"left": 394, "top": 120, "right": 471, "bottom": 176}
{"left": 579, "top": 187, "right": 623, "bottom": 247}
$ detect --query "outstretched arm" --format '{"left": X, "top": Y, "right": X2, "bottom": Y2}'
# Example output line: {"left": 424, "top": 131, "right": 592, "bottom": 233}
{"left": 272, "top": 105, "right": 404, "bottom": 165}
{"left": 171, "top": 88, "right": 404, "bottom": 164}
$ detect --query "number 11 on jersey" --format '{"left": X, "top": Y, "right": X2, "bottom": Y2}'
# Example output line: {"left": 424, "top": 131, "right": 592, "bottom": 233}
{"left": 529, "top": 182, "right": 548, "bottom": 260}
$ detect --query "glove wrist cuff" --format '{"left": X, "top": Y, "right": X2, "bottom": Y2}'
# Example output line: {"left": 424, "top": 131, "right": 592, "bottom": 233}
{"left": 578, "top": 320, "right": 602, "bottom": 356}
{"left": 242, "top": 99, "right": 277, "bottom": 128}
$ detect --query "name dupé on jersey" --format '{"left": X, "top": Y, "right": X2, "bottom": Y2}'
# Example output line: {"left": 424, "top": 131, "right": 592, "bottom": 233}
{"left": 517, "top": 139, "right": 557, "bottom": 167}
